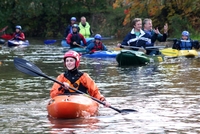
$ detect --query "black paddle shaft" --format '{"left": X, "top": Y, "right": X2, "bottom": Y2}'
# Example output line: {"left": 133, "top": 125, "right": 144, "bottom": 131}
{"left": 14, "top": 57, "right": 137, "bottom": 113}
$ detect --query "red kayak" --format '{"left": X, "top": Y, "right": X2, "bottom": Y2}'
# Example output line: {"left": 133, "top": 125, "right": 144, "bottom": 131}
{"left": 47, "top": 95, "right": 99, "bottom": 119}
{"left": 1, "top": 34, "right": 13, "bottom": 40}
{"left": 0, "top": 26, "right": 13, "bottom": 40}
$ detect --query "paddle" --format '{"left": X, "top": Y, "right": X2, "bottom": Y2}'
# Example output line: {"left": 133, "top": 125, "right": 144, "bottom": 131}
{"left": 117, "top": 45, "right": 182, "bottom": 56}
{"left": 14, "top": 58, "right": 137, "bottom": 113}
{"left": 44, "top": 40, "right": 57, "bottom": 45}
{"left": 120, "top": 45, "right": 165, "bottom": 50}
{"left": 0, "top": 26, "right": 8, "bottom": 33}
{"left": 74, "top": 43, "right": 85, "bottom": 48}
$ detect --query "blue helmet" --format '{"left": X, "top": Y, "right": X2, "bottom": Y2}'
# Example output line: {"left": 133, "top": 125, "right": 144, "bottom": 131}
{"left": 72, "top": 24, "right": 79, "bottom": 29}
{"left": 71, "top": 17, "right": 76, "bottom": 21}
{"left": 182, "top": 31, "right": 189, "bottom": 37}
{"left": 94, "top": 34, "right": 101, "bottom": 40}
{"left": 15, "top": 25, "right": 22, "bottom": 30}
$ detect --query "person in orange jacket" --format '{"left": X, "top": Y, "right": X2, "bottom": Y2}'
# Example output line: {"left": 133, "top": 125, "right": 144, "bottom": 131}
{"left": 50, "top": 50, "right": 110, "bottom": 106}
{"left": 12, "top": 25, "right": 25, "bottom": 41}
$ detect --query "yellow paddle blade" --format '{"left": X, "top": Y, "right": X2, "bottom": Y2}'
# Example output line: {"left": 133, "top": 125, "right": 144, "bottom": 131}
{"left": 160, "top": 48, "right": 179, "bottom": 57}
{"left": 178, "top": 50, "right": 198, "bottom": 57}
{"left": 113, "top": 47, "right": 122, "bottom": 51}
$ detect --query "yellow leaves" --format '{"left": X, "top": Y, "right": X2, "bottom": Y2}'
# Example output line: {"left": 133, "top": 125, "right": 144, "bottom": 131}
{"left": 113, "top": 0, "right": 200, "bottom": 34}
{"left": 113, "top": 3, "right": 119, "bottom": 9}
{"left": 123, "top": 13, "right": 130, "bottom": 26}
{"left": 112, "top": 0, "right": 123, "bottom": 9}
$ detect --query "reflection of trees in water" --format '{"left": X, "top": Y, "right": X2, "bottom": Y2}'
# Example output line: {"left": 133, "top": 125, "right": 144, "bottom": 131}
{"left": 48, "top": 117, "right": 100, "bottom": 134}
{"left": 156, "top": 58, "right": 200, "bottom": 89}
{"left": 80, "top": 58, "right": 118, "bottom": 79}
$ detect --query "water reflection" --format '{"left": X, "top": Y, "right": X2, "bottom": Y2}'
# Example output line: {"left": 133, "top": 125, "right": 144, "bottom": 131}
{"left": 48, "top": 117, "right": 100, "bottom": 133}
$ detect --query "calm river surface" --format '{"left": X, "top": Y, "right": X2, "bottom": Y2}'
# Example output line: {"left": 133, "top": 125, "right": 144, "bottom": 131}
{"left": 0, "top": 39, "right": 200, "bottom": 134}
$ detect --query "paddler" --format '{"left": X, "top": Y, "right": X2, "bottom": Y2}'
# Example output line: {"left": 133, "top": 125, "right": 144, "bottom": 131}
{"left": 66, "top": 24, "right": 87, "bottom": 48}
{"left": 143, "top": 18, "right": 168, "bottom": 55}
{"left": 172, "top": 31, "right": 199, "bottom": 50}
{"left": 50, "top": 50, "right": 110, "bottom": 107}
{"left": 78, "top": 16, "right": 93, "bottom": 38}
{"left": 12, "top": 25, "right": 25, "bottom": 41}
{"left": 64, "top": 17, "right": 78, "bottom": 38}
{"left": 86, "top": 34, "right": 107, "bottom": 54}
{"left": 117, "top": 18, "right": 152, "bottom": 53}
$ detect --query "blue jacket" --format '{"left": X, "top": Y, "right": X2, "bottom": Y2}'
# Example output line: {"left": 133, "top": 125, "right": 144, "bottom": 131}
{"left": 64, "top": 24, "right": 80, "bottom": 38}
{"left": 86, "top": 41, "right": 107, "bottom": 53}
{"left": 144, "top": 30, "right": 167, "bottom": 45}
{"left": 172, "top": 38, "right": 200, "bottom": 50}
{"left": 121, "top": 29, "right": 152, "bottom": 48}
{"left": 179, "top": 40, "right": 192, "bottom": 50}
{"left": 64, "top": 25, "right": 72, "bottom": 38}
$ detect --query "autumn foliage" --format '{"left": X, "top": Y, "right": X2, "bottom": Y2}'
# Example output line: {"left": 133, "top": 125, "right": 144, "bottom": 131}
{"left": 113, "top": 0, "right": 200, "bottom": 38}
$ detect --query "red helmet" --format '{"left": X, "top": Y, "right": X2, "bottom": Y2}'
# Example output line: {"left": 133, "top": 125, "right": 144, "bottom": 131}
{"left": 63, "top": 50, "right": 80, "bottom": 68}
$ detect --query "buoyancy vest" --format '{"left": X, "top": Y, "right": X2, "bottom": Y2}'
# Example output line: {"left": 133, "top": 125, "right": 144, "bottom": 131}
{"left": 13, "top": 32, "right": 21, "bottom": 40}
{"left": 179, "top": 40, "right": 192, "bottom": 50}
{"left": 79, "top": 22, "right": 90, "bottom": 38}
{"left": 70, "top": 33, "right": 81, "bottom": 46}
{"left": 91, "top": 41, "right": 103, "bottom": 52}
{"left": 63, "top": 70, "right": 88, "bottom": 94}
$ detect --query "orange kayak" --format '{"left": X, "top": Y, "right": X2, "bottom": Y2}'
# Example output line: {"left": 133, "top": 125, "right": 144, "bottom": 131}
{"left": 47, "top": 95, "right": 99, "bottom": 119}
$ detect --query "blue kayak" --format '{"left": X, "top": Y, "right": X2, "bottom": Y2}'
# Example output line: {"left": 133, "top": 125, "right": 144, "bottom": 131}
{"left": 83, "top": 51, "right": 120, "bottom": 58}
{"left": 61, "top": 38, "right": 94, "bottom": 47}
{"left": 44, "top": 40, "right": 57, "bottom": 45}
{"left": 63, "top": 47, "right": 119, "bottom": 58}
{"left": 7, "top": 40, "right": 29, "bottom": 47}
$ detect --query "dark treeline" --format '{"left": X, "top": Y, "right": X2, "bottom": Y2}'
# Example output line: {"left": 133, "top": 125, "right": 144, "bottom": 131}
{"left": 0, "top": 0, "right": 199, "bottom": 39}
{"left": 0, "top": 0, "right": 122, "bottom": 38}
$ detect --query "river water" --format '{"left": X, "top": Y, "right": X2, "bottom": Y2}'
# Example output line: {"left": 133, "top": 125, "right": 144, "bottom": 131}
{"left": 0, "top": 39, "right": 200, "bottom": 134}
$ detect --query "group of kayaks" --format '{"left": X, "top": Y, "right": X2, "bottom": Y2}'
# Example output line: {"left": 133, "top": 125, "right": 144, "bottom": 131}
{"left": 64, "top": 44, "right": 199, "bottom": 66}
{"left": 47, "top": 47, "right": 199, "bottom": 119}
{"left": 2, "top": 24, "right": 199, "bottom": 119}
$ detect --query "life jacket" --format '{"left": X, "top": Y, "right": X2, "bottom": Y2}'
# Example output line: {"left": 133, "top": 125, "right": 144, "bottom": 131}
{"left": 13, "top": 32, "right": 21, "bottom": 40}
{"left": 91, "top": 41, "right": 103, "bottom": 52}
{"left": 63, "top": 71, "right": 88, "bottom": 94}
{"left": 179, "top": 40, "right": 192, "bottom": 50}
{"left": 70, "top": 33, "right": 81, "bottom": 47}
{"left": 79, "top": 22, "right": 90, "bottom": 38}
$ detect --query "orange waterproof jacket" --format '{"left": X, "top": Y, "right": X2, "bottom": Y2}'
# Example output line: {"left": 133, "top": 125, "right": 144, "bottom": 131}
{"left": 50, "top": 73, "right": 105, "bottom": 101}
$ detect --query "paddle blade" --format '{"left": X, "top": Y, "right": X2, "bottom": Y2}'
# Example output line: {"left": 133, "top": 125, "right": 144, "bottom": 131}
{"left": 0, "top": 26, "right": 8, "bottom": 32}
{"left": 44, "top": 40, "right": 57, "bottom": 45}
{"left": 120, "top": 109, "right": 138, "bottom": 113}
{"left": 160, "top": 48, "right": 179, "bottom": 57}
{"left": 109, "top": 105, "right": 138, "bottom": 113}
{"left": 14, "top": 58, "right": 43, "bottom": 77}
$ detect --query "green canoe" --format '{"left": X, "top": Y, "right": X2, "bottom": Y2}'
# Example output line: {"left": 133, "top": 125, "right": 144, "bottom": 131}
{"left": 116, "top": 50, "right": 163, "bottom": 66}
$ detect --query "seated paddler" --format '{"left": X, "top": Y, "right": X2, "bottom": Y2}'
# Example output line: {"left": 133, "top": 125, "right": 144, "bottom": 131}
{"left": 50, "top": 50, "right": 110, "bottom": 107}
{"left": 66, "top": 24, "right": 87, "bottom": 48}
{"left": 172, "top": 31, "right": 200, "bottom": 50}
{"left": 117, "top": 18, "right": 152, "bottom": 54}
{"left": 86, "top": 34, "right": 107, "bottom": 54}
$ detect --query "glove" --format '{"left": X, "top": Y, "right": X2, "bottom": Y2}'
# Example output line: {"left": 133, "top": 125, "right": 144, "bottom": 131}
{"left": 15, "top": 35, "right": 19, "bottom": 39}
